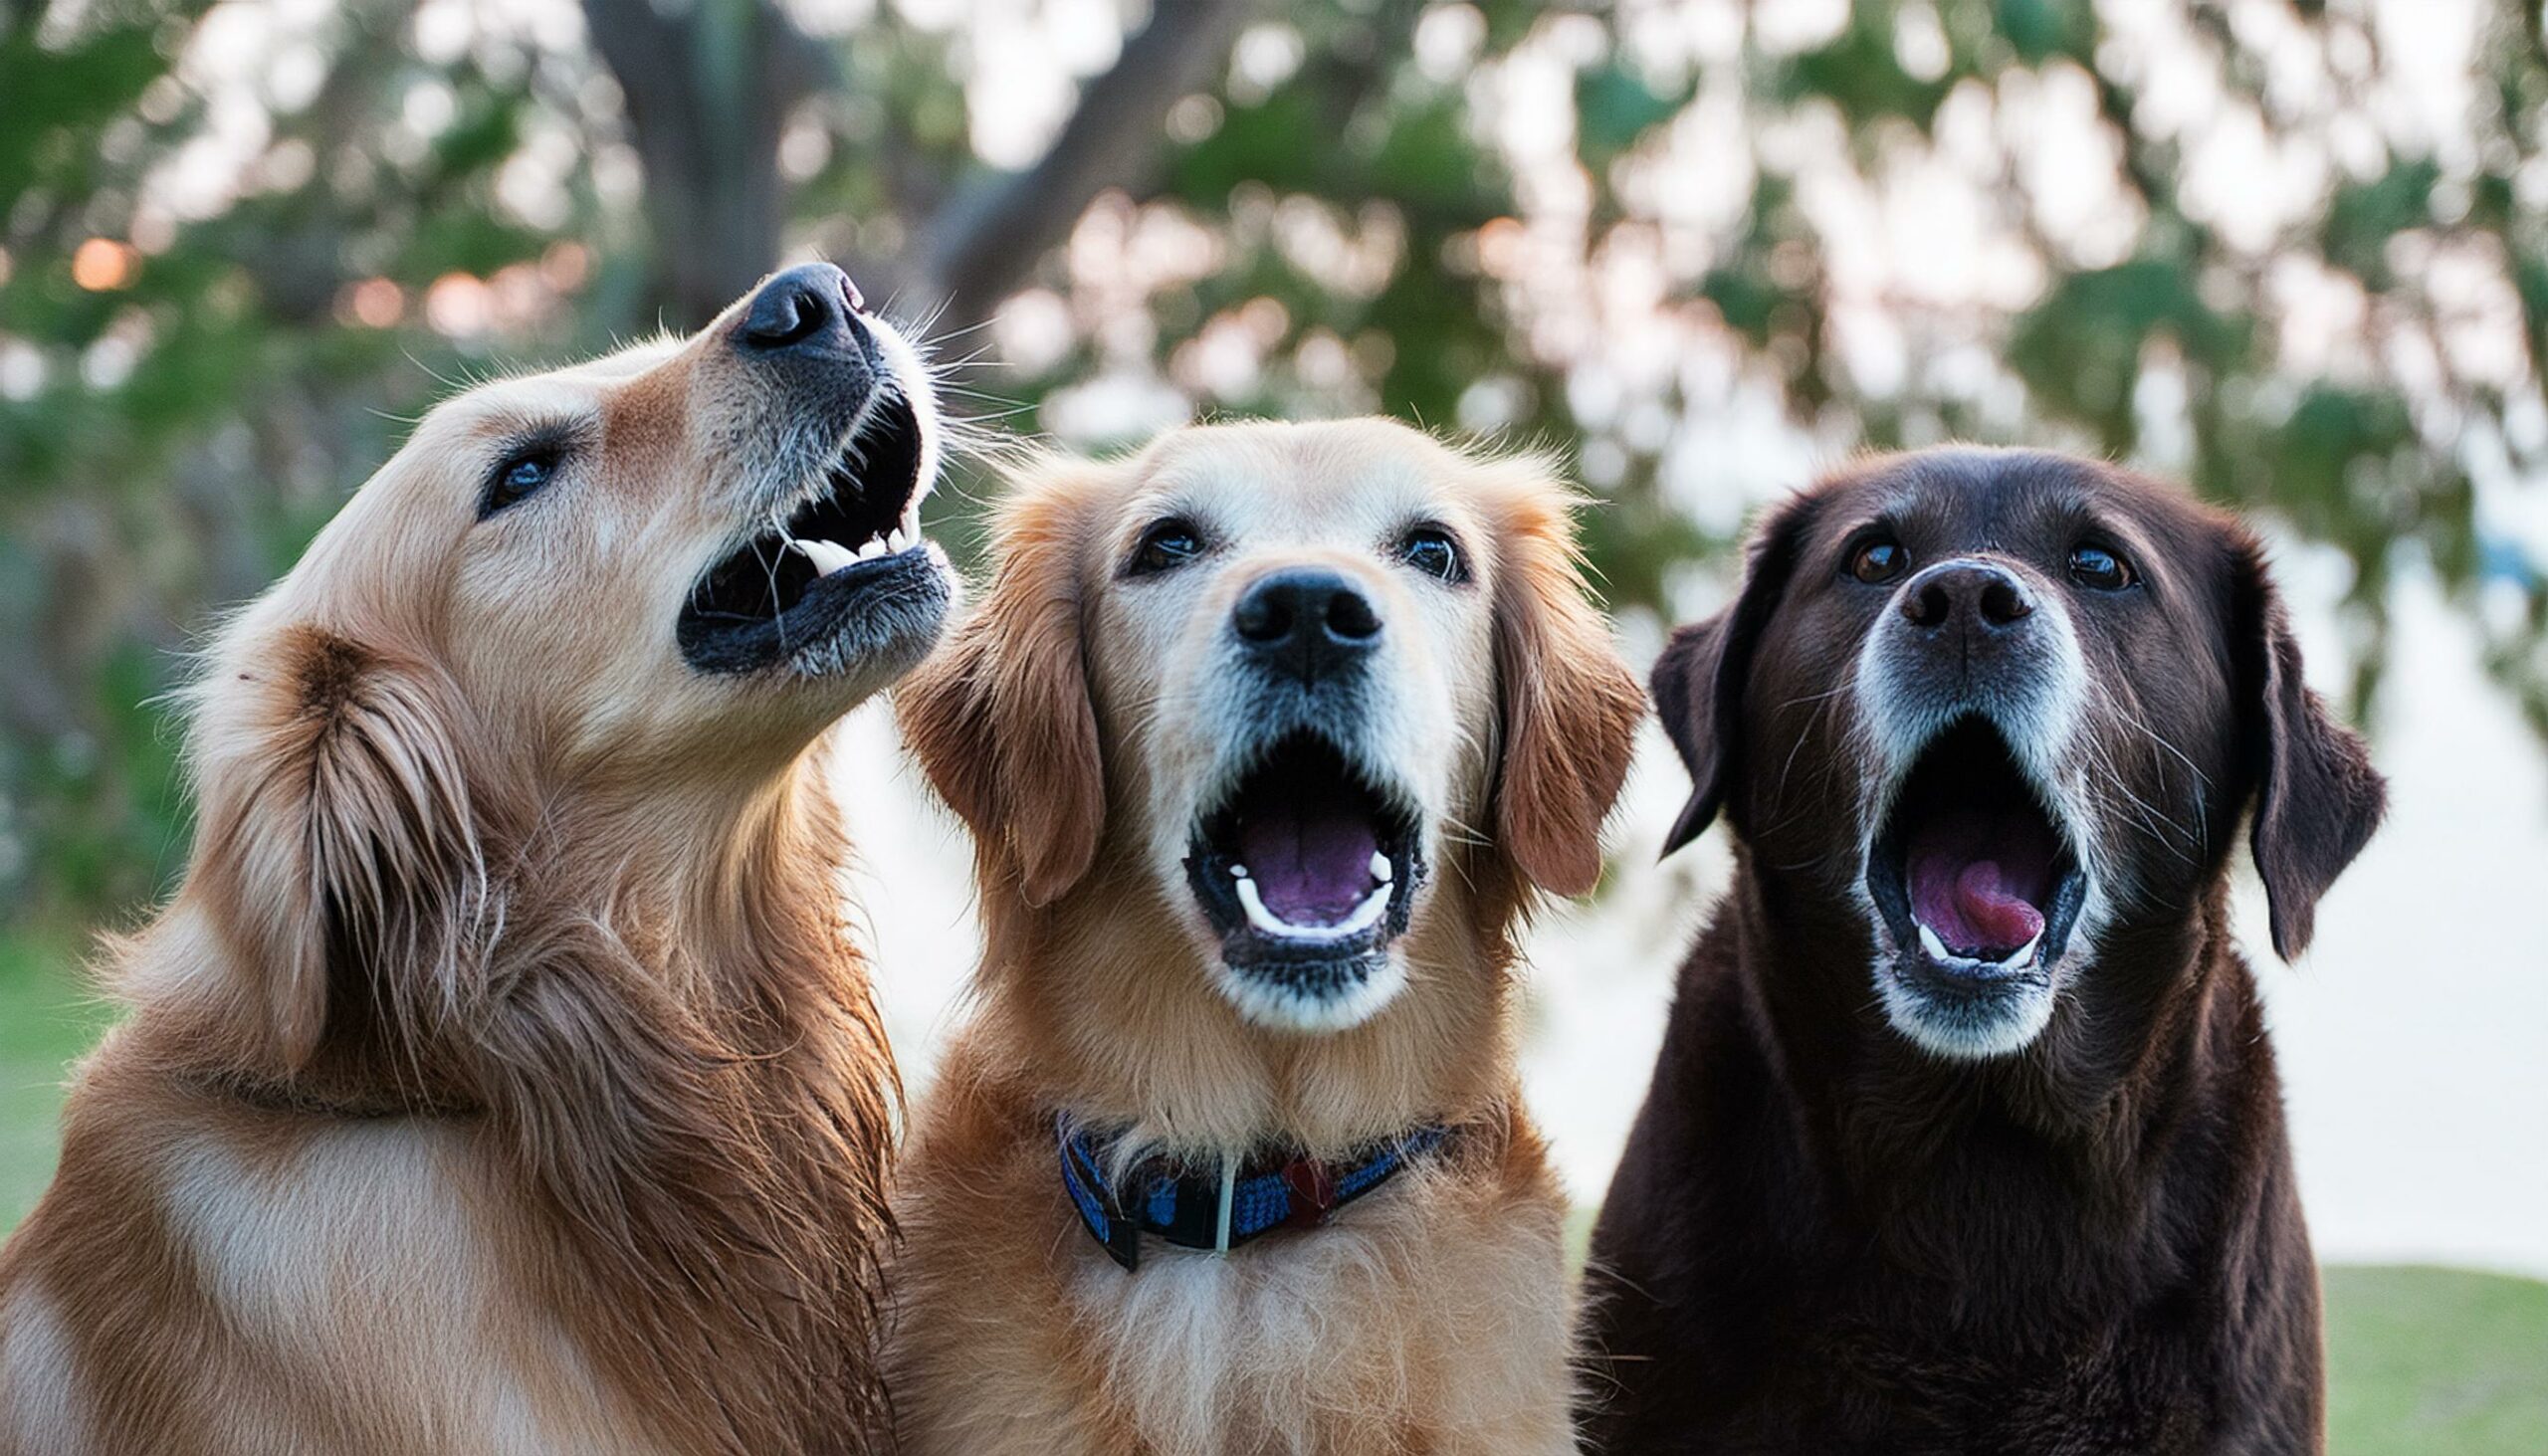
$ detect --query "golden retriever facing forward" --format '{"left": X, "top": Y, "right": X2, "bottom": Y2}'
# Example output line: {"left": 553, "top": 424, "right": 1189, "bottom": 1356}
{"left": 889, "top": 419, "right": 1644, "bottom": 1455}
{"left": 0, "top": 264, "right": 950, "bottom": 1455}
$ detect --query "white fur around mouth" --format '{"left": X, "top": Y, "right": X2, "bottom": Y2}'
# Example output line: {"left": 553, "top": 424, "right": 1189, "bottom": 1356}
{"left": 1230, "top": 869, "right": 1392, "bottom": 944}
{"left": 1915, "top": 921, "right": 2043, "bottom": 974}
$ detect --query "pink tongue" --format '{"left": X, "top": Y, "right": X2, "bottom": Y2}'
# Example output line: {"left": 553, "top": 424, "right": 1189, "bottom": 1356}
{"left": 1906, "top": 810, "right": 2053, "bottom": 954}
{"left": 1238, "top": 806, "right": 1380, "bottom": 927}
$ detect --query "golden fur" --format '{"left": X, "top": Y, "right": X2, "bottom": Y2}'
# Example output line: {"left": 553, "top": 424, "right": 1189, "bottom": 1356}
{"left": 0, "top": 286, "right": 949, "bottom": 1454}
{"left": 888, "top": 419, "right": 1644, "bottom": 1454}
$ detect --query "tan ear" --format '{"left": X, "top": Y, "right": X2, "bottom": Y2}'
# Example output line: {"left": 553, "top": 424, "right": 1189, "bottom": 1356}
{"left": 1488, "top": 468, "right": 1645, "bottom": 898}
{"left": 189, "top": 624, "right": 488, "bottom": 1069}
{"left": 898, "top": 461, "right": 1105, "bottom": 908}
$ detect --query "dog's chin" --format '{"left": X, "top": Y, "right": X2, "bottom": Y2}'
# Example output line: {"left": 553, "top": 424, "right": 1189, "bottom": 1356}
{"left": 1863, "top": 716, "right": 2092, "bottom": 1061}
{"left": 1180, "top": 731, "right": 1427, "bottom": 1033}
{"left": 1874, "top": 953, "right": 2060, "bottom": 1060}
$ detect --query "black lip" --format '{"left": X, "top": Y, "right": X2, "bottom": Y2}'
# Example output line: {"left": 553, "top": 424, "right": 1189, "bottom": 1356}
{"left": 1865, "top": 717, "right": 2087, "bottom": 981}
{"left": 1181, "top": 732, "right": 1425, "bottom": 997}
{"left": 677, "top": 389, "right": 933, "bottom": 676}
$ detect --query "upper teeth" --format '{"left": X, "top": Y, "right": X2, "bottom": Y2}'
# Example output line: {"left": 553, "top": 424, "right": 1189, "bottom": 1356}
{"left": 787, "top": 521, "right": 926, "bottom": 576}
{"left": 792, "top": 537, "right": 858, "bottom": 575}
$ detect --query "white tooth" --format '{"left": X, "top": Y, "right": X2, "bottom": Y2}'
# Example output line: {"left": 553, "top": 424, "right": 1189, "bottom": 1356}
{"left": 886, "top": 527, "right": 910, "bottom": 553}
{"left": 1918, "top": 924, "right": 1950, "bottom": 962}
{"left": 855, "top": 537, "right": 889, "bottom": 561}
{"left": 1230, "top": 864, "right": 1249, "bottom": 879}
{"left": 794, "top": 537, "right": 858, "bottom": 575}
{"left": 2004, "top": 929, "right": 2044, "bottom": 968}
{"left": 1370, "top": 852, "right": 1393, "bottom": 884}
{"left": 1233, "top": 878, "right": 1391, "bottom": 943}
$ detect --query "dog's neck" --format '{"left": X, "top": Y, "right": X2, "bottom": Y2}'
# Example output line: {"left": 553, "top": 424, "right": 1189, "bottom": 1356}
{"left": 491, "top": 755, "right": 900, "bottom": 1447}
{"left": 1730, "top": 853, "right": 2243, "bottom": 1172}
{"left": 548, "top": 759, "right": 845, "bottom": 980}
{"left": 960, "top": 845, "right": 1528, "bottom": 1160}
{"left": 1700, "top": 862, "right": 2285, "bottom": 1325}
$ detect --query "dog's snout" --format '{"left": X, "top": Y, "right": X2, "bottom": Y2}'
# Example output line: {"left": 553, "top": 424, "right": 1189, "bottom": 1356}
{"left": 1901, "top": 561, "right": 2036, "bottom": 632}
{"left": 738, "top": 263, "right": 866, "bottom": 355}
{"left": 1234, "top": 568, "right": 1381, "bottom": 681}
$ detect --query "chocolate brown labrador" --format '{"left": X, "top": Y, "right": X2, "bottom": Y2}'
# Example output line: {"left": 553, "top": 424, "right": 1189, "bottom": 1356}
{"left": 1582, "top": 448, "right": 2386, "bottom": 1455}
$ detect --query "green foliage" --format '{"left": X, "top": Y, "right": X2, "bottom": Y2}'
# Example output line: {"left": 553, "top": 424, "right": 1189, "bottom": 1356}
{"left": 1790, "top": 7, "right": 1953, "bottom": 131}
{"left": 2008, "top": 258, "right": 2251, "bottom": 449}
{"left": 3, "top": 0, "right": 2545, "bottom": 935}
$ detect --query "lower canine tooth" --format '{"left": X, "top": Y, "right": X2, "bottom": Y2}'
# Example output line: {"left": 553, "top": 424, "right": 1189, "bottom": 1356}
{"left": 1370, "top": 852, "right": 1392, "bottom": 883}
{"left": 794, "top": 537, "right": 857, "bottom": 575}
{"left": 1917, "top": 924, "right": 1950, "bottom": 961}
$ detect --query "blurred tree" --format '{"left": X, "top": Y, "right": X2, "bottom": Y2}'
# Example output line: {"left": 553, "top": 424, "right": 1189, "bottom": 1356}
{"left": 0, "top": 0, "right": 2541, "bottom": 928}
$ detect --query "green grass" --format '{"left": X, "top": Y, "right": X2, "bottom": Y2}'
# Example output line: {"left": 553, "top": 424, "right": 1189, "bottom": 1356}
{"left": 2324, "top": 1264, "right": 2548, "bottom": 1455}
{"left": 0, "top": 934, "right": 115, "bottom": 1229}
{"left": 0, "top": 941, "right": 2538, "bottom": 1454}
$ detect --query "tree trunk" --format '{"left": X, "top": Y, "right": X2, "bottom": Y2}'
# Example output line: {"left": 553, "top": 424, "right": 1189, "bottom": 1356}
{"left": 585, "top": 0, "right": 836, "bottom": 327}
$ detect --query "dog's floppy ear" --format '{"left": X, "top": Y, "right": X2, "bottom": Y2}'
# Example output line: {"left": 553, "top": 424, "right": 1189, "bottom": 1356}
{"left": 1653, "top": 493, "right": 1820, "bottom": 856}
{"left": 2230, "top": 540, "right": 2387, "bottom": 959}
{"left": 189, "top": 623, "right": 488, "bottom": 1069}
{"left": 1489, "top": 471, "right": 1645, "bottom": 898}
{"left": 899, "top": 461, "right": 1105, "bottom": 908}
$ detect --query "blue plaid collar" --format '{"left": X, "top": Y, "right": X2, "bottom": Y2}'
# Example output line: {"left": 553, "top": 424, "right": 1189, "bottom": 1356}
{"left": 1055, "top": 1114, "right": 1450, "bottom": 1272}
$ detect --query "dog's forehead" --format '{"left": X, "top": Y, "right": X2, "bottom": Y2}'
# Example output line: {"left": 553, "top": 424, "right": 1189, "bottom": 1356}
{"left": 1135, "top": 423, "right": 1475, "bottom": 536}
{"left": 421, "top": 336, "right": 684, "bottom": 435}
{"left": 414, "top": 369, "right": 613, "bottom": 452}
{"left": 1813, "top": 448, "right": 2189, "bottom": 544}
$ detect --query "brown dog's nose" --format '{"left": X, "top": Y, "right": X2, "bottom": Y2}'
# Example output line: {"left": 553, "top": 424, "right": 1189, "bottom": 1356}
{"left": 739, "top": 262, "right": 866, "bottom": 355}
{"left": 1234, "top": 568, "right": 1381, "bottom": 682}
{"left": 1901, "top": 561, "right": 2035, "bottom": 631}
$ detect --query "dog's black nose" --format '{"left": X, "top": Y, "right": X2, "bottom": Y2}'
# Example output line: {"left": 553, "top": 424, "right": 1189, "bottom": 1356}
{"left": 1901, "top": 561, "right": 2035, "bottom": 631}
{"left": 738, "top": 263, "right": 865, "bottom": 354}
{"left": 1234, "top": 568, "right": 1381, "bottom": 681}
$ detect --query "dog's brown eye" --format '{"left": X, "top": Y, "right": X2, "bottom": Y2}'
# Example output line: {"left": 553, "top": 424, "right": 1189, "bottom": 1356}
{"left": 1849, "top": 538, "right": 1908, "bottom": 584}
{"left": 2068, "top": 543, "right": 2134, "bottom": 590}
{"left": 1129, "top": 519, "right": 1204, "bottom": 576}
{"left": 1397, "top": 526, "right": 1465, "bottom": 583}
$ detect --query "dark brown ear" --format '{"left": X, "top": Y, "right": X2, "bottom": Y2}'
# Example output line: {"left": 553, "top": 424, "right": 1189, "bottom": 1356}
{"left": 898, "top": 462, "right": 1105, "bottom": 908}
{"left": 190, "top": 625, "right": 487, "bottom": 1069}
{"left": 1653, "top": 492, "right": 1821, "bottom": 856}
{"left": 1489, "top": 477, "right": 1645, "bottom": 898}
{"left": 2233, "top": 541, "right": 2387, "bottom": 959}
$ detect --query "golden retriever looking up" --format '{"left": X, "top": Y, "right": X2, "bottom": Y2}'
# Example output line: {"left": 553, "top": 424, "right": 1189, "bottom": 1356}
{"left": 0, "top": 263, "right": 948, "bottom": 1455}
{"left": 888, "top": 419, "right": 1645, "bottom": 1454}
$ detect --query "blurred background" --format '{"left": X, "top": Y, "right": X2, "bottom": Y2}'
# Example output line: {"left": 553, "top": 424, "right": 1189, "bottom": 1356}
{"left": 1, "top": 0, "right": 2542, "bottom": 1448}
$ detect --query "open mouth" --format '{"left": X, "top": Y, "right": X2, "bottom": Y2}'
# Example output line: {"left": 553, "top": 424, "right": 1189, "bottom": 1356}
{"left": 1868, "top": 718, "right": 2088, "bottom": 982}
{"left": 1183, "top": 732, "right": 1425, "bottom": 1020}
{"left": 676, "top": 387, "right": 940, "bottom": 676}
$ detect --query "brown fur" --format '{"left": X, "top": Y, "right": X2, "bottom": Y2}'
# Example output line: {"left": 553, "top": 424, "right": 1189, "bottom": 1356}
{"left": 887, "top": 421, "right": 1643, "bottom": 1455}
{"left": 1583, "top": 449, "right": 2387, "bottom": 1454}
{"left": 0, "top": 282, "right": 949, "bottom": 1453}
